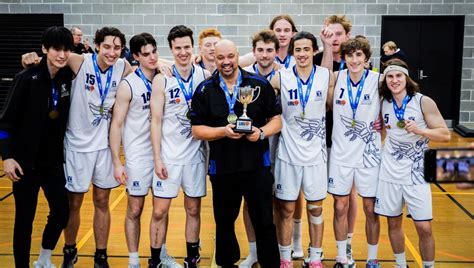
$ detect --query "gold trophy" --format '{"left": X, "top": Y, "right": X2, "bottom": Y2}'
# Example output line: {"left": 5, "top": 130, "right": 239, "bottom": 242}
{"left": 234, "top": 86, "right": 260, "bottom": 133}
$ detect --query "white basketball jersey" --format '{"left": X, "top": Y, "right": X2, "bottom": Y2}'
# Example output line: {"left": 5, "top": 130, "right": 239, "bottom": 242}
{"left": 65, "top": 54, "right": 126, "bottom": 152}
{"left": 277, "top": 65, "right": 330, "bottom": 166}
{"left": 161, "top": 65, "right": 207, "bottom": 165}
{"left": 275, "top": 55, "right": 296, "bottom": 70}
{"left": 122, "top": 71, "right": 154, "bottom": 166}
{"left": 243, "top": 64, "right": 276, "bottom": 81}
{"left": 331, "top": 70, "right": 382, "bottom": 168}
{"left": 379, "top": 93, "right": 429, "bottom": 185}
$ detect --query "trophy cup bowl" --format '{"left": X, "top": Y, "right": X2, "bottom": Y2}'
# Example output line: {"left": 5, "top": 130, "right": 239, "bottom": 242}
{"left": 234, "top": 86, "right": 260, "bottom": 133}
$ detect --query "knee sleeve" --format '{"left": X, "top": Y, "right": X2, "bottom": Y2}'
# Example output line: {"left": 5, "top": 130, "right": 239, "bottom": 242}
{"left": 307, "top": 204, "right": 323, "bottom": 225}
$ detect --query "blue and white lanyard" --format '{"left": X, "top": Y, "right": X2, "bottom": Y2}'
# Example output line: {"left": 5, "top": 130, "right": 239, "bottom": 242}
{"left": 51, "top": 82, "right": 59, "bottom": 110}
{"left": 92, "top": 54, "right": 114, "bottom": 109}
{"left": 219, "top": 70, "right": 242, "bottom": 115}
{"left": 172, "top": 65, "right": 194, "bottom": 110}
{"left": 253, "top": 64, "right": 275, "bottom": 81}
{"left": 393, "top": 94, "right": 411, "bottom": 122}
{"left": 276, "top": 54, "right": 291, "bottom": 69}
{"left": 346, "top": 69, "right": 367, "bottom": 121}
{"left": 135, "top": 67, "right": 152, "bottom": 93}
{"left": 295, "top": 65, "right": 316, "bottom": 116}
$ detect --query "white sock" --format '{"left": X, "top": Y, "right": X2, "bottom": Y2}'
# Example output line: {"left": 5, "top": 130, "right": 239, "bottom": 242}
{"left": 38, "top": 248, "right": 52, "bottom": 265}
{"left": 336, "top": 240, "right": 347, "bottom": 261}
{"left": 292, "top": 219, "right": 302, "bottom": 249}
{"left": 129, "top": 252, "right": 139, "bottom": 265}
{"left": 279, "top": 244, "right": 292, "bottom": 261}
{"left": 309, "top": 247, "right": 323, "bottom": 262}
{"left": 394, "top": 252, "right": 407, "bottom": 267}
{"left": 422, "top": 260, "right": 435, "bottom": 267}
{"left": 347, "top": 232, "right": 353, "bottom": 245}
{"left": 160, "top": 243, "right": 167, "bottom": 258}
{"left": 248, "top": 241, "right": 257, "bottom": 257}
{"left": 367, "top": 243, "right": 378, "bottom": 260}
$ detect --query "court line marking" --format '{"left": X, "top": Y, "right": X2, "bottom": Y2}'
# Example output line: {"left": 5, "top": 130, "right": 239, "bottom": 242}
{"left": 434, "top": 183, "right": 474, "bottom": 220}
{"left": 76, "top": 190, "right": 127, "bottom": 250}
{"left": 437, "top": 250, "right": 474, "bottom": 262}
{"left": 404, "top": 234, "right": 422, "bottom": 267}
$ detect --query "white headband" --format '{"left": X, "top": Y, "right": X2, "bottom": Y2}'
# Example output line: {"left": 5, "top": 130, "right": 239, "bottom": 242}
{"left": 383, "top": 65, "right": 409, "bottom": 77}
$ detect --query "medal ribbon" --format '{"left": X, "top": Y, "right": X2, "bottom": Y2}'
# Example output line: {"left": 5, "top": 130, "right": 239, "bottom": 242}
{"left": 295, "top": 65, "right": 316, "bottom": 116}
{"left": 51, "top": 82, "right": 59, "bottom": 111}
{"left": 219, "top": 70, "right": 242, "bottom": 115}
{"left": 253, "top": 64, "right": 275, "bottom": 81}
{"left": 392, "top": 94, "right": 411, "bottom": 122}
{"left": 135, "top": 67, "right": 152, "bottom": 93}
{"left": 276, "top": 54, "right": 291, "bottom": 69}
{"left": 339, "top": 60, "right": 345, "bottom": 71}
{"left": 92, "top": 54, "right": 114, "bottom": 109}
{"left": 346, "top": 69, "right": 367, "bottom": 121}
{"left": 172, "top": 65, "right": 194, "bottom": 110}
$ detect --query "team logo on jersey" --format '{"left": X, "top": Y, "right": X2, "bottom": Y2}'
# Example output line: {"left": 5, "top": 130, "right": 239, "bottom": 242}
{"left": 294, "top": 116, "right": 327, "bottom": 162}
{"left": 374, "top": 197, "right": 380, "bottom": 208}
{"left": 60, "top": 84, "right": 69, "bottom": 97}
{"left": 131, "top": 181, "right": 141, "bottom": 191}
{"left": 275, "top": 184, "right": 283, "bottom": 194}
{"left": 112, "top": 81, "right": 117, "bottom": 87}
{"left": 335, "top": 99, "right": 346, "bottom": 106}
{"left": 389, "top": 137, "right": 428, "bottom": 185}
{"left": 408, "top": 116, "right": 415, "bottom": 121}
{"left": 85, "top": 84, "right": 95, "bottom": 91}
{"left": 340, "top": 115, "right": 381, "bottom": 168}
{"left": 67, "top": 176, "right": 73, "bottom": 183}
{"left": 361, "top": 94, "right": 371, "bottom": 105}
{"left": 155, "top": 181, "right": 163, "bottom": 191}
{"left": 176, "top": 112, "right": 192, "bottom": 139}
{"left": 89, "top": 103, "right": 112, "bottom": 126}
{"left": 314, "top": 90, "right": 323, "bottom": 101}
{"left": 328, "top": 177, "right": 334, "bottom": 188}
{"left": 169, "top": 98, "right": 181, "bottom": 105}
{"left": 287, "top": 99, "right": 299, "bottom": 106}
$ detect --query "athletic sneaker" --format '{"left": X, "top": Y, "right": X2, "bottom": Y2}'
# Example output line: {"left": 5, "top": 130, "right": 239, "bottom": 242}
{"left": 346, "top": 244, "right": 355, "bottom": 267}
{"left": 93, "top": 253, "right": 109, "bottom": 268}
{"left": 292, "top": 247, "right": 304, "bottom": 259}
{"left": 148, "top": 259, "right": 161, "bottom": 268}
{"left": 365, "top": 259, "right": 380, "bottom": 268}
{"left": 161, "top": 254, "right": 182, "bottom": 268}
{"left": 308, "top": 260, "right": 323, "bottom": 268}
{"left": 61, "top": 246, "right": 78, "bottom": 268}
{"left": 280, "top": 259, "right": 293, "bottom": 268}
{"left": 239, "top": 255, "right": 257, "bottom": 268}
{"left": 302, "top": 249, "right": 324, "bottom": 267}
{"left": 33, "top": 261, "right": 57, "bottom": 268}
{"left": 184, "top": 254, "right": 200, "bottom": 268}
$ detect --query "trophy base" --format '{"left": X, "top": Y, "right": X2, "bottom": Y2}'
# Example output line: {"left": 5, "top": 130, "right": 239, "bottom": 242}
{"left": 233, "top": 118, "right": 254, "bottom": 133}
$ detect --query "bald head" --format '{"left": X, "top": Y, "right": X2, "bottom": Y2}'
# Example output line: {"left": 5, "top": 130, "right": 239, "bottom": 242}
{"left": 215, "top": 39, "right": 239, "bottom": 79}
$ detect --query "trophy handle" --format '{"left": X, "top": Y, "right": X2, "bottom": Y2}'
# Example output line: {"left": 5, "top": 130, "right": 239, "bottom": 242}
{"left": 249, "top": 86, "right": 260, "bottom": 104}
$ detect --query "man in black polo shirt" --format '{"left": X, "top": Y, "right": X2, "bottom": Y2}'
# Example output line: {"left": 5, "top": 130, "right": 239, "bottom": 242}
{"left": 0, "top": 26, "right": 73, "bottom": 268}
{"left": 191, "top": 39, "right": 281, "bottom": 268}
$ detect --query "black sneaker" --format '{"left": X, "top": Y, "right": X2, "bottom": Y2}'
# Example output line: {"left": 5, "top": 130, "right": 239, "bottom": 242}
{"left": 94, "top": 253, "right": 109, "bottom": 268}
{"left": 61, "top": 246, "right": 78, "bottom": 268}
{"left": 184, "top": 254, "right": 201, "bottom": 268}
{"left": 148, "top": 258, "right": 162, "bottom": 268}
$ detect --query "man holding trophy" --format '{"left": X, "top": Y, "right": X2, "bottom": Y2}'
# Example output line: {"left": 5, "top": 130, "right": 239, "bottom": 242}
{"left": 191, "top": 39, "right": 281, "bottom": 268}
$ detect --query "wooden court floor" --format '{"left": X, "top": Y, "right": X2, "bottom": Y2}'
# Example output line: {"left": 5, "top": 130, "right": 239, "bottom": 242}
{"left": 0, "top": 131, "right": 473, "bottom": 267}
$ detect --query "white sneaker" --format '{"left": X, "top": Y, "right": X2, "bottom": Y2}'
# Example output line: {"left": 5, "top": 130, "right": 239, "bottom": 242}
{"left": 239, "top": 255, "right": 258, "bottom": 268}
{"left": 33, "top": 261, "right": 56, "bottom": 268}
{"left": 161, "top": 254, "right": 182, "bottom": 268}
{"left": 291, "top": 244, "right": 304, "bottom": 259}
{"left": 346, "top": 244, "right": 356, "bottom": 267}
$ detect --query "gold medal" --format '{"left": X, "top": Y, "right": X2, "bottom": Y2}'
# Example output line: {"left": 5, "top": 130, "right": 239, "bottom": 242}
{"left": 397, "top": 120, "right": 405, "bottom": 129}
{"left": 227, "top": 113, "right": 237, "bottom": 124}
{"left": 351, "top": 119, "right": 356, "bottom": 128}
{"left": 301, "top": 112, "right": 305, "bottom": 119}
{"left": 49, "top": 110, "right": 59, "bottom": 119}
{"left": 99, "top": 106, "right": 104, "bottom": 115}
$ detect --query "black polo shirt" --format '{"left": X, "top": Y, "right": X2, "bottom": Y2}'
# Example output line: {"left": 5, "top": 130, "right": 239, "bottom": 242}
{"left": 191, "top": 68, "right": 281, "bottom": 175}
